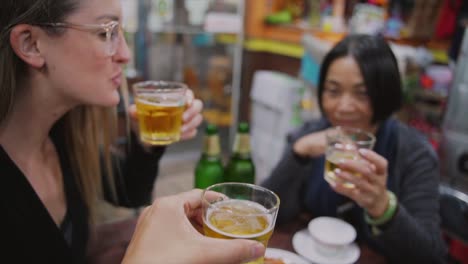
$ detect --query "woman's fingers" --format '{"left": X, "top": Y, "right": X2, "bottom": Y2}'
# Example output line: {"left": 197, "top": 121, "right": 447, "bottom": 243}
{"left": 181, "top": 99, "right": 203, "bottom": 140}
{"left": 185, "top": 88, "right": 195, "bottom": 107}
{"left": 127, "top": 104, "right": 140, "bottom": 133}
{"left": 331, "top": 177, "right": 379, "bottom": 210}
{"left": 128, "top": 104, "right": 137, "bottom": 119}
{"left": 331, "top": 153, "right": 389, "bottom": 211}
{"left": 334, "top": 168, "right": 374, "bottom": 193}
{"left": 359, "top": 149, "right": 387, "bottom": 175}
{"left": 332, "top": 182, "right": 361, "bottom": 201}
{"left": 337, "top": 158, "right": 377, "bottom": 184}
{"left": 183, "top": 98, "right": 203, "bottom": 123}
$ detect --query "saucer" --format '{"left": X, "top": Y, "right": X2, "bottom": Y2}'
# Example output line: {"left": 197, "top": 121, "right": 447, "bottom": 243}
{"left": 292, "top": 229, "right": 360, "bottom": 264}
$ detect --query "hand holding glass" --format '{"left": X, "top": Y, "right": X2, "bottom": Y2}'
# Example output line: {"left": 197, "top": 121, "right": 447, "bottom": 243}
{"left": 324, "top": 127, "right": 376, "bottom": 188}
{"left": 133, "top": 81, "right": 187, "bottom": 145}
{"left": 202, "top": 183, "right": 280, "bottom": 264}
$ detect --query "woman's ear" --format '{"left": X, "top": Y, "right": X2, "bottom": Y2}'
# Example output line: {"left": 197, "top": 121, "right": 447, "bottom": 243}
{"left": 9, "top": 24, "right": 45, "bottom": 69}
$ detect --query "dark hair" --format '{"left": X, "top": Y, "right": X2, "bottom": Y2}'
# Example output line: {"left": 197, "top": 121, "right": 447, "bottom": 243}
{"left": 0, "top": 0, "right": 79, "bottom": 121}
{"left": 317, "top": 34, "right": 403, "bottom": 124}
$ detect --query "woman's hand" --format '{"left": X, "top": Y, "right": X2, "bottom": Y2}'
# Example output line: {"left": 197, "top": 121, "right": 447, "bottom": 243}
{"left": 330, "top": 149, "right": 389, "bottom": 218}
{"left": 128, "top": 89, "right": 203, "bottom": 145}
{"left": 122, "top": 190, "right": 265, "bottom": 264}
{"left": 180, "top": 89, "right": 203, "bottom": 140}
{"left": 293, "top": 129, "right": 329, "bottom": 158}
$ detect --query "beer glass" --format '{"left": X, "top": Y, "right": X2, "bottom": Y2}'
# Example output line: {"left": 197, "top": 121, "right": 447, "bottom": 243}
{"left": 325, "top": 127, "right": 376, "bottom": 188}
{"left": 133, "top": 81, "right": 187, "bottom": 145}
{"left": 202, "top": 183, "right": 280, "bottom": 264}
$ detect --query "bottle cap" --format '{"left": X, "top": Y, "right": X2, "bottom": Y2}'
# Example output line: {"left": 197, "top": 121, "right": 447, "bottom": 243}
{"left": 205, "top": 123, "right": 218, "bottom": 135}
{"left": 237, "top": 122, "right": 249, "bottom": 133}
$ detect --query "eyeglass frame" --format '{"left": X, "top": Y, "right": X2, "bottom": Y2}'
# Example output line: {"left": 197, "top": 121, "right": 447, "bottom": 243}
{"left": 36, "top": 20, "right": 122, "bottom": 57}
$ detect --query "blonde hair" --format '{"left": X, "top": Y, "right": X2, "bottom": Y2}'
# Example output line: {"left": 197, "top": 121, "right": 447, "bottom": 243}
{"left": 63, "top": 106, "right": 116, "bottom": 221}
{"left": 63, "top": 80, "right": 131, "bottom": 220}
{"left": 0, "top": 0, "right": 131, "bottom": 222}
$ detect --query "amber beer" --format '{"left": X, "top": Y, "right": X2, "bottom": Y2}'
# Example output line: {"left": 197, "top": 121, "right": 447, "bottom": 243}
{"left": 203, "top": 199, "right": 273, "bottom": 264}
{"left": 324, "top": 127, "right": 376, "bottom": 188}
{"left": 324, "top": 149, "right": 358, "bottom": 188}
{"left": 135, "top": 96, "right": 184, "bottom": 145}
{"left": 202, "top": 183, "right": 279, "bottom": 264}
{"left": 133, "top": 81, "right": 187, "bottom": 145}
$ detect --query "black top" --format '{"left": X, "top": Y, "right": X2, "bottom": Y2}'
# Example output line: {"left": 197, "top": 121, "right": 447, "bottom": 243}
{"left": 0, "top": 120, "right": 165, "bottom": 263}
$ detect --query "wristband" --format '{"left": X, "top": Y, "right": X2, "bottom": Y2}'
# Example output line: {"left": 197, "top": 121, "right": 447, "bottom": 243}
{"left": 364, "top": 190, "right": 398, "bottom": 226}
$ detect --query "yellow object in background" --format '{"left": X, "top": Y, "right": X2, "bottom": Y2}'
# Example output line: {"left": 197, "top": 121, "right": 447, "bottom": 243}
{"left": 203, "top": 109, "right": 232, "bottom": 127}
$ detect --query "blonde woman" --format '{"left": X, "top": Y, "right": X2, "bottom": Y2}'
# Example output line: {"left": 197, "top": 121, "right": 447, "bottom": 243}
{"left": 0, "top": 0, "right": 212, "bottom": 262}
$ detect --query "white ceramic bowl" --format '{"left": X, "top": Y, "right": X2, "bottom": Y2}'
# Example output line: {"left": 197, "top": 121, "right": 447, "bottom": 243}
{"left": 308, "top": 216, "right": 357, "bottom": 257}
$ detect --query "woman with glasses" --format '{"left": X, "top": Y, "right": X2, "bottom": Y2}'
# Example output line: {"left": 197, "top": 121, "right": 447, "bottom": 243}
{"left": 0, "top": 0, "right": 261, "bottom": 263}
{"left": 263, "top": 35, "right": 447, "bottom": 263}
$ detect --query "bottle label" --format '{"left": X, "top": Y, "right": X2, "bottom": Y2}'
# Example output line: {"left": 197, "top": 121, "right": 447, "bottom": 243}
{"left": 204, "top": 135, "right": 221, "bottom": 156}
{"left": 233, "top": 134, "right": 251, "bottom": 155}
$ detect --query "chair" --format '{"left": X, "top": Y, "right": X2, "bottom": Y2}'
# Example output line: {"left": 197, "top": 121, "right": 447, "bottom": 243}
{"left": 439, "top": 184, "right": 468, "bottom": 263}
{"left": 439, "top": 184, "right": 468, "bottom": 244}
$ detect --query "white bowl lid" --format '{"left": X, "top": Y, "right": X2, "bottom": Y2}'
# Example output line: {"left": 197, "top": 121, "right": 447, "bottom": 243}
{"left": 308, "top": 216, "right": 357, "bottom": 246}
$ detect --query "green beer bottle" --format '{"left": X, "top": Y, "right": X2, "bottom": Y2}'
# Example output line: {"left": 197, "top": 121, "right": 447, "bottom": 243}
{"left": 224, "top": 122, "right": 255, "bottom": 184}
{"left": 195, "top": 124, "right": 224, "bottom": 189}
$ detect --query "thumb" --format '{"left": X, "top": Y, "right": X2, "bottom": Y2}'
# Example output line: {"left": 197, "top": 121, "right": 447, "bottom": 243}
{"left": 199, "top": 238, "right": 265, "bottom": 264}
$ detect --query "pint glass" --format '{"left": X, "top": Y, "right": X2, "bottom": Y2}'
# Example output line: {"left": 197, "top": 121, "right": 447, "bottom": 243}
{"left": 202, "top": 183, "right": 280, "bottom": 264}
{"left": 133, "top": 81, "right": 187, "bottom": 145}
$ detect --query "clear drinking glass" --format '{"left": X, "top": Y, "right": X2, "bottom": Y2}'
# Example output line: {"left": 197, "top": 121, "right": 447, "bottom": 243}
{"left": 324, "top": 126, "right": 376, "bottom": 188}
{"left": 133, "top": 81, "right": 187, "bottom": 145}
{"left": 202, "top": 182, "right": 280, "bottom": 264}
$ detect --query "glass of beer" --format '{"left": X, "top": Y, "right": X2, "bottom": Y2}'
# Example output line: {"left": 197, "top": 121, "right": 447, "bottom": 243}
{"left": 325, "top": 126, "right": 376, "bottom": 188}
{"left": 133, "top": 81, "right": 187, "bottom": 145}
{"left": 202, "top": 182, "right": 280, "bottom": 264}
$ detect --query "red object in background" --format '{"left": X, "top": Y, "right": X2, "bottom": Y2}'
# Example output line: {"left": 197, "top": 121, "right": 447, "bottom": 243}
{"left": 429, "top": 137, "right": 439, "bottom": 151}
{"left": 367, "top": 0, "right": 388, "bottom": 5}
{"left": 409, "top": 118, "right": 432, "bottom": 134}
{"left": 449, "top": 239, "right": 468, "bottom": 264}
{"left": 420, "top": 74, "right": 435, "bottom": 90}
{"left": 408, "top": 118, "right": 441, "bottom": 151}
{"left": 435, "top": 0, "right": 462, "bottom": 39}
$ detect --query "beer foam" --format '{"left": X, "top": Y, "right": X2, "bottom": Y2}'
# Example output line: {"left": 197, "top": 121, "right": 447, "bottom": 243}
{"left": 326, "top": 149, "right": 357, "bottom": 162}
{"left": 205, "top": 199, "right": 274, "bottom": 239}
{"left": 136, "top": 94, "right": 184, "bottom": 107}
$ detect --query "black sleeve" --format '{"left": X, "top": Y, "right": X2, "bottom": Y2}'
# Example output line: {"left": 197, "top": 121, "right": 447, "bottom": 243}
{"left": 103, "top": 132, "right": 166, "bottom": 207}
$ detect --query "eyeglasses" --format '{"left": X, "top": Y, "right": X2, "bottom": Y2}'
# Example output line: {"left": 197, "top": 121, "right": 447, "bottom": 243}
{"left": 37, "top": 21, "right": 121, "bottom": 57}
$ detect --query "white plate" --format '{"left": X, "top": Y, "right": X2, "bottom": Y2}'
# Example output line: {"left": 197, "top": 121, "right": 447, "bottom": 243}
{"left": 265, "top": 248, "right": 311, "bottom": 264}
{"left": 292, "top": 229, "right": 360, "bottom": 264}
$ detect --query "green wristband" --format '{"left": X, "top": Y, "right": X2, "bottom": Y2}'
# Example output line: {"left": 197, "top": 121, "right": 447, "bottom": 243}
{"left": 364, "top": 191, "right": 398, "bottom": 226}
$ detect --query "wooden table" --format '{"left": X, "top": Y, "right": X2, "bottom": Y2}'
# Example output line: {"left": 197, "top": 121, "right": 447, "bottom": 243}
{"left": 268, "top": 214, "right": 387, "bottom": 264}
